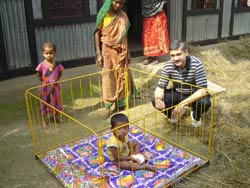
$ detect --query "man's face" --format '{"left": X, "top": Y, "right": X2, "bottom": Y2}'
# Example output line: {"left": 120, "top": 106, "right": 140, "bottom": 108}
{"left": 111, "top": 0, "right": 124, "bottom": 13}
{"left": 169, "top": 49, "right": 188, "bottom": 68}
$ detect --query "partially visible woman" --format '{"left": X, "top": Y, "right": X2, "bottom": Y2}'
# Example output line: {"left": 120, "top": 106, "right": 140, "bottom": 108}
{"left": 141, "top": 0, "right": 169, "bottom": 65}
{"left": 94, "top": 0, "right": 135, "bottom": 119}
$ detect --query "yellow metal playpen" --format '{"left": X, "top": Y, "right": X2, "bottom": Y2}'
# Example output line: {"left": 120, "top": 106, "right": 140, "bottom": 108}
{"left": 25, "top": 68, "right": 215, "bottom": 187}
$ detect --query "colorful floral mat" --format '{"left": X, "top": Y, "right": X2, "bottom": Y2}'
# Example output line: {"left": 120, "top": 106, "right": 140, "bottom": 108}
{"left": 42, "top": 126, "right": 205, "bottom": 187}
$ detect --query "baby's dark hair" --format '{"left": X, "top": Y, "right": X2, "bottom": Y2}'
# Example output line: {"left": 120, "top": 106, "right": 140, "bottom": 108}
{"left": 110, "top": 113, "right": 129, "bottom": 129}
{"left": 42, "top": 42, "right": 56, "bottom": 52}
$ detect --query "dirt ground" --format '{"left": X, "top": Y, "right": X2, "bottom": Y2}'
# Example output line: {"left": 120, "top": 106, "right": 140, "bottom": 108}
{"left": 0, "top": 38, "right": 250, "bottom": 188}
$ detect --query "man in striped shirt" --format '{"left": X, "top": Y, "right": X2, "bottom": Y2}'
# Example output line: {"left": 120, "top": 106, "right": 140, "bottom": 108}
{"left": 153, "top": 40, "right": 211, "bottom": 127}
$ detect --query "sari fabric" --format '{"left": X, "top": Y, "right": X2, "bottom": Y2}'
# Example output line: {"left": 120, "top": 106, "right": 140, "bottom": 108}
{"left": 96, "top": 0, "right": 112, "bottom": 29}
{"left": 141, "top": 0, "right": 166, "bottom": 17}
{"left": 98, "top": 11, "right": 134, "bottom": 109}
{"left": 142, "top": 10, "right": 169, "bottom": 57}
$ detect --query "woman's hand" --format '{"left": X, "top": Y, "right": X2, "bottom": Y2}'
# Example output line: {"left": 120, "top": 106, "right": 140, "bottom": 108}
{"left": 96, "top": 54, "right": 104, "bottom": 68}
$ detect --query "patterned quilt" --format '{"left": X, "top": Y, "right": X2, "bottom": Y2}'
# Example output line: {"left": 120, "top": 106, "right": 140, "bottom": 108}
{"left": 42, "top": 126, "right": 205, "bottom": 187}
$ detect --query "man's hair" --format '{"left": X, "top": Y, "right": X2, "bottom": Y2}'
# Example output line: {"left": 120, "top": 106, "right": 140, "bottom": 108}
{"left": 110, "top": 113, "right": 129, "bottom": 129}
{"left": 169, "top": 40, "right": 187, "bottom": 52}
{"left": 42, "top": 42, "right": 56, "bottom": 52}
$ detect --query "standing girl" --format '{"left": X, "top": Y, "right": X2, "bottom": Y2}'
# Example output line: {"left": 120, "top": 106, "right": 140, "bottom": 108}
{"left": 36, "top": 42, "right": 64, "bottom": 128}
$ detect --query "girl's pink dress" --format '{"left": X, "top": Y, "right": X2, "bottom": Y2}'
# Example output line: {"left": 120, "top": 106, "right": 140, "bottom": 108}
{"left": 36, "top": 61, "right": 64, "bottom": 115}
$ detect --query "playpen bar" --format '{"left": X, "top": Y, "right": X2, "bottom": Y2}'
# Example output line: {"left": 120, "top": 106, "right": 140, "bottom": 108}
{"left": 167, "top": 164, "right": 207, "bottom": 187}
{"left": 24, "top": 71, "right": 103, "bottom": 92}
{"left": 34, "top": 133, "right": 92, "bottom": 159}
{"left": 129, "top": 114, "right": 208, "bottom": 160}
{"left": 25, "top": 91, "right": 39, "bottom": 154}
{"left": 207, "top": 94, "right": 215, "bottom": 161}
{"left": 89, "top": 77, "right": 95, "bottom": 112}
{"left": 25, "top": 91, "right": 98, "bottom": 137}
{"left": 26, "top": 89, "right": 106, "bottom": 161}
{"left": 129, "top": 67, "right": 210, "bottom": 91}
{"left": 124, "top": 69, "right": 129, "bottom": 116}
{"left": 129, "top": 67, "right": 157, "bottom": 77}
{"left": 146, "top": 125, "right": 208, "bottom": 161}
{"left": 31, "top": 94, "right": 44, "bottom": 151}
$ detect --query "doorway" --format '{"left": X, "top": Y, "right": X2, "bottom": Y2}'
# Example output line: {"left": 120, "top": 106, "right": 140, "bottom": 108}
{"left": 126, "top": 0, "right": 143, "bottom": 53}
{"left": 0, "top": 15, "right": 8, "bottom": 72}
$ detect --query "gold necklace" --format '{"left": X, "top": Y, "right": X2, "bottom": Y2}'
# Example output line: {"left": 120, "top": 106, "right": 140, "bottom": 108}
{"left": 45, "top": 61, "right": 54, "bottom": 72}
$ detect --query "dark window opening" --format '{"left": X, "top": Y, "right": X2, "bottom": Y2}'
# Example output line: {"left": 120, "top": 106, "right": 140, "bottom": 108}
{"left": 47, "top": 0, "right": 85, "bottom": 19}
{"left": 238, "top": 0, "right": 250, "bottom": 7}
{"left": 193, "top": 0, "right": 216, "bottom": 10}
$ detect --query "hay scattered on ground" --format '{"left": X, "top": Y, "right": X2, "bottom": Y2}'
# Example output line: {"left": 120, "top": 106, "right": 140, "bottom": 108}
{"left": 177, "top": 37, "right": 250, "bottom": 188}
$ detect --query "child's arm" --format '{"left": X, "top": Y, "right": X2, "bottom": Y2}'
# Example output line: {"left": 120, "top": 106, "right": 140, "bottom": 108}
{"left": 128, "top": 141, "right": 140, "bottom": 154}
{"left": 56, "top": 64, "right": 64, "bottom": 81}
{"left": 58, "top": 72, "right": 62, "bottom": 80}
{"left": 109, "top": 146, "right": 133, "bottom": 162}
{"left": 36, "top": 72, "right": 43, "bottom": 82}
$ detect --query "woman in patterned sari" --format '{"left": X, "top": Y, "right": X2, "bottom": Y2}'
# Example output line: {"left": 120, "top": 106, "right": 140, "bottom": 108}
{"left": 94, "top": 0, "right": 135, "bottom": 119}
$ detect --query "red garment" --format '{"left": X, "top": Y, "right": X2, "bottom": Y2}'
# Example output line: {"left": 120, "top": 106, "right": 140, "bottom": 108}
{"left": 142, "top": 10, "right": 169, "bottom": 57}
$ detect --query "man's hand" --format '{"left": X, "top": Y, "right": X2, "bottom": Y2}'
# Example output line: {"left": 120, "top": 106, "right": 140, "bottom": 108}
{"left": 171, "top": 103, "right": 185, "bottom": 120}
{"left": 154, "top": 98, "right": 165, "bottom": 110}
{"left": 154, "top": 87, "right": 165, "bottom": 110}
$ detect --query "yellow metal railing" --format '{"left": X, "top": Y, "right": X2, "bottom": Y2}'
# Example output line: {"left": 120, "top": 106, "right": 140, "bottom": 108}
{"left": 25, "top": 68, "right": 215, "bottom": 187}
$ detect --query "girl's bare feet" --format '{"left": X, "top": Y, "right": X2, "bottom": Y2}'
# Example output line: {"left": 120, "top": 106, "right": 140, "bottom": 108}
{"left": 42, "top": 119, "right": 49, "bottom": 129}
{"left": 56, "top": 116, "right": 63, "bottom": 123}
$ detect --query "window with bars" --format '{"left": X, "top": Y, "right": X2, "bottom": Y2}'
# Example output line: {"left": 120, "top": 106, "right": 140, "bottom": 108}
{"left": 46, "top": 0, "right": 85, "bottom": 19}
{"left": 238, "top": 0, "right": 250, "bottom": 7}
{"left": 192, "top": 0, "right": 216, "bottom": 9}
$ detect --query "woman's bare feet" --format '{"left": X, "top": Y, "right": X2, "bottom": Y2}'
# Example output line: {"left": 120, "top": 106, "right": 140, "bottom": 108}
{"left": 103, "top": 109, "right": 111, "bottom": 119}
{"left": 150, "top": 57, "right": 159, "bottom": 65}
{"left": 142, "top": 57, "right": 152, "bottom": 65}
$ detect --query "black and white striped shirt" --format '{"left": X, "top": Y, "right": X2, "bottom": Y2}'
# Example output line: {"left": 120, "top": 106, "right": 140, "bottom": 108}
{"left": 157, "top": 56, "right": 207, "bottom": 95}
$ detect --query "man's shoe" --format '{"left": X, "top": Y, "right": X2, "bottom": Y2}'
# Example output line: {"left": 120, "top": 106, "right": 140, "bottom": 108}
{"left": 168, "top": 118, "right": 178, "bottom": 124}
{"left": 190, "top": 111, "right": 202, "bottom": 127}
